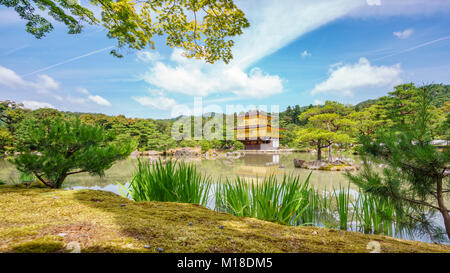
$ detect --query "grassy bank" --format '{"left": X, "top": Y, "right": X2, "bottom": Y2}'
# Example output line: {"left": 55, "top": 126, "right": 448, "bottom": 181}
{"left": 0, "top": 186, "right": 449, "bottom": 253}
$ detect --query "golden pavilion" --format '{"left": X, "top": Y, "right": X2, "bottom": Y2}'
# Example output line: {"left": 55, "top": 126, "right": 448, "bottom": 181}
{"left": 234, "top": 110, "right": 286, "bottom": 150}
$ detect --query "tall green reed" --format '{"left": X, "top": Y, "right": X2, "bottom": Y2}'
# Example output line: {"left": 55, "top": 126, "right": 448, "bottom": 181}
{"left": 215, "top": 173, "right": 312, "bottom": 225}
{"left": 333, "top": 185, "right": 351, "bottom": 230}
{"left": 119, "top": 159, "right": 211, "bottom": 206}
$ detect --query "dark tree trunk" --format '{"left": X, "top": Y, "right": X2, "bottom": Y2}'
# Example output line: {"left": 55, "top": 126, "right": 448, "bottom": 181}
{"left": 328, "top": 143, "right": 333, "bottom": 162}
{"left": 34, "top": 172, "right": 55, "bottom": 188}
{"left": 436, "top": 177, "right": 450, "bottom": 240}
{"left": 317, "top": 145, "right": 322, "bottom": 161}
{"left": 55, "top": 174, "right": 68, "bottom": 189}
{"left": 440, "top": 209, "right": 450, "bottom": 240}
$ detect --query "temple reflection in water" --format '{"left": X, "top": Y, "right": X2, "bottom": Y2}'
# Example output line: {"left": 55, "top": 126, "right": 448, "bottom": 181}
{"left": 234, "top": 154, "right": 281, "bottom": 177}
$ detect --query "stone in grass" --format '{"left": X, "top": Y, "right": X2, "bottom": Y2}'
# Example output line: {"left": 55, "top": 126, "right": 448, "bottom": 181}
{"left": 144, "top": 245, "right": 151, "bottom": 249}
{"left": 157, "top": 247, "right": 164, "bottom": 253}
{"left": 120, "top": 204, "right": 126, "bottom": 207}
{"left": 53, "top": 196, "right": 58, "bottom": 199}
{"left": 57, "top": 233, "right": 68, "bottom": 237}
{"left": 219, "top": 226, "right": 224, "bottom": 229}
{"left": 188, "top": 222, "right": 194, "bottom": 226}
{"left": 226, "top": 236, "right": 232, "bottom": 240}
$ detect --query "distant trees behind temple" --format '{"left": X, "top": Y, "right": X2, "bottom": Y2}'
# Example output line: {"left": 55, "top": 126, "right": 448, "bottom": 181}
{"left": 1, "top": 83, "right": 448, "bottom": 155}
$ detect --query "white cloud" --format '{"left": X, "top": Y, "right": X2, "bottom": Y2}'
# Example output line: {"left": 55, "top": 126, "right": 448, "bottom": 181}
{"left": 227, "top": 67, "right": 283, "bottom": 98}
{"left": 0, "top": 65, "right": 27, "bottom": 89}
{"left": 314, "top": 99, "right": 323, "bottom": 105}
{"left": 54, "top": 95, "right": 64, "bottom": 101}
{"left": 137, "top": 51, "right": 163, "bottom": 63}
{"left": 301, "top": 50, "right": 311, "bottom": 58}
{"left": 22, "top": 100, "right": 55, "bottom": 110}
{"left": 170, "top": 48, "right": 187, "bottom": 63}
{"left": 311, "top": 57, "right": 402, "bottom": 96}
{"left": 0, "top": 65, "right": 59, "bottom": 93}
{"left": 76, "top": 87, "right": 90, "bottom": 95}
{"left": 142, "top": 58, "right": 283, "bottom": 98}
{"left": 35, "top": 74, "right": 60, "bottom": 93}
{"left": 133, "top": 95, "right": 178, "bottom": 110}
{"left": 393, "top": 28, "right": 414, "bottom": 39}
{"left": 66, "top": 96, "right": 88, "bottom": 104}
{"left": 88, "top": 95, "right": 112, "bottom": 106}
{"left": 366, "top": 0, "right": 381, "bottom": 6}
{"left": 71, "top": 87, "right": 112, "bottom": 106}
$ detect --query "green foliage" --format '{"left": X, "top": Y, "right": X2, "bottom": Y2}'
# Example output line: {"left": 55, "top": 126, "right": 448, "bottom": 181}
{"left": 0, "top": 100, "right": 27, "bottom": 136}
{"left": 354, "top": 99, "right": 378, "bottom": 111}
{"left": 376, "top": 83, "right": 419, "bottom": 127}
{"left": 121, "top": 159, "right": 211, "bottom": 206}
{"left": 0, "top": 128, "right": 13, "bottom": 154}
{"left": 280, "top": 104, "right": 311, "bottom": 126}
{"left": 129, "top": 119, "right": 177, "bottom": 152}
{"left": 80, "top": 113, "right": 176, "bottom": 152}
{"left": 19, "top": 171, "right": 35, "bottom": 182}
{"left": 333, "top": 185, "right": 351, "bottom": 230}
{"left": 11, "top": 118, "right": 133, "bottom": 188}
{"left": 280, "top": 84, "right": 449, "bottom": 149}
{"left": 347, "top": 105, "right": 382, "bottom": 137}
{"left": 296, "top": 101, "right": 354, "bottom": 161}
{"left": 215, "top": 174, "right": 312, "bottom": 225}
{"left": 1, "top": 0, "right": 250, "bottom": 63}
{"left": 352, "top": 191, "right": 401, "bottom": 235}
{"left": 427, "top": 83, "right": 450, "bottom": 108}
{"left": 232, "top": 140, "right": 244, "bottom": 150}
{"left": 200, "top": 140, "right": 213, "bottom": 152}
{"left": 180, "top": 139, "right": 198, "bottom": 148}
{"left": 0, "top": 0, "right": 97, "bottom": 39}
{"left": 346, "top": 86, "right": 450, "bottom": 241}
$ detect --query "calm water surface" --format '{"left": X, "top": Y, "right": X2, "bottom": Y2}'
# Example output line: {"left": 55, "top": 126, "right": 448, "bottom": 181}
{"left": 0, "top": 152, "right": 358, "bottom": 191}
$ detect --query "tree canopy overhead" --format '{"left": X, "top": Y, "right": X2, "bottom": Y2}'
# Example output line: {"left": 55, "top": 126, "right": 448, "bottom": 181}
{"left": 0, "top": 0, "right": 250, "bottom": 63}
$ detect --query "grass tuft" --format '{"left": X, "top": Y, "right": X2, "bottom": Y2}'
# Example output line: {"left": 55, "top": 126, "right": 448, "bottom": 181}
{"left": 119, "top": 159, "right": 211, "bottom": 206}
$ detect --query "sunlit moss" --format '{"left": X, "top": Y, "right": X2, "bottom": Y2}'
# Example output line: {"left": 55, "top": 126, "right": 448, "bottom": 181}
{"left": 10, "top": 236, "right": 65, "bottom": 253}
{"left": 0, "top": 187, "right": 448, "bottom": 253}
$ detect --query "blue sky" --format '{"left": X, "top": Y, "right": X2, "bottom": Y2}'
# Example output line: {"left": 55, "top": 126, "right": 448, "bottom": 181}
{"left": 1, "top": 0, "right": 450, "bottom": 119}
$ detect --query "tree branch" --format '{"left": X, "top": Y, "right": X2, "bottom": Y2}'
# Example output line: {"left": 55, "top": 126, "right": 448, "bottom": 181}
{"left": 33, "top": 172, "right": 53, "bottom": 188}
{"left": 397, "top": 194, "right": 446, "bottom": 212}
{"left": 66, "top": 170, "right": 88, "bottom": 175}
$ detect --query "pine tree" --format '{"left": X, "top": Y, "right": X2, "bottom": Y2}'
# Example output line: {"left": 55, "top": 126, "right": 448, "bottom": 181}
{"left": 346, "top": 86, "right": 450, "bottom": 240}
{"left": 12, "top": 118, "right": 134, "bottom": 188}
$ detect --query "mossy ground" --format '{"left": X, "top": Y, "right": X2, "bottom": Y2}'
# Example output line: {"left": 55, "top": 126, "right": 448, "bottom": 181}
{"left": 1, "top": 185, "right": 449, "bottom": 253}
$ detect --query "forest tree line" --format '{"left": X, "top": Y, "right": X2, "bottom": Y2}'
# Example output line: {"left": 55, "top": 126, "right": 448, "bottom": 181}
{"left": 1, "top": 83, "right": 449, "bottom": 156}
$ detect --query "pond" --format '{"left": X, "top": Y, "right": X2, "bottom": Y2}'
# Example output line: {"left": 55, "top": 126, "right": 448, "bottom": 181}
{"left": 0, "top": 152, "right": 447, "bottom": 245}
{"left": 0, "top": 152, "right": 356, "bottom": 191}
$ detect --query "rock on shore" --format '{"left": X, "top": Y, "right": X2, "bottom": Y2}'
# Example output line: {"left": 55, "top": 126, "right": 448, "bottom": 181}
{"left": 293, "top": 159, "right": 359, "bottom": 171}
